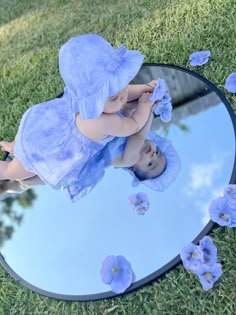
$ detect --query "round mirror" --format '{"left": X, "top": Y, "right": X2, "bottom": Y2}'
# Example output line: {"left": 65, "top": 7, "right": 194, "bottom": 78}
{"left": 0, "top": 64, "right": 236, "bottom": 301}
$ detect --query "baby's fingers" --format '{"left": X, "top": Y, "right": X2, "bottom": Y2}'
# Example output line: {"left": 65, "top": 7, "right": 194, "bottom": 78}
{"left": 139, "top": 92, "right": 154, "bottom": 106}
{"left": 148, "top": 80, "right": 158, "bottom": 87}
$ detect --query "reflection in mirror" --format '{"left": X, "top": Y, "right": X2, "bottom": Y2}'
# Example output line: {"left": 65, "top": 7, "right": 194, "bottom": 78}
{"left": 0, "top": 64, "right": 235, "bottom": 300}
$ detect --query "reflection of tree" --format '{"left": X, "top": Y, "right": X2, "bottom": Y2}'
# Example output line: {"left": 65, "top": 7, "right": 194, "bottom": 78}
{"left": 0, "top": 188, "right": 37, "bottom": 247}
{"left": 157, "top": 121, "right": 191, "bottom": 137}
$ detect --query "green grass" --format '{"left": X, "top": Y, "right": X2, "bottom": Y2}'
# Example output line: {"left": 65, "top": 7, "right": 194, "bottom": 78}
{"left": 0, "top": 0, "right": 236, "bottom": 314}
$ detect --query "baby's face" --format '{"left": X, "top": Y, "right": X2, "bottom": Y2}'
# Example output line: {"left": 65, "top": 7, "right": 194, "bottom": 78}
{"left": 104, "top": 86, "right": 128, "bottom": 114}
{"left": 133, "top": 140, "right": 166, "bottom": 179}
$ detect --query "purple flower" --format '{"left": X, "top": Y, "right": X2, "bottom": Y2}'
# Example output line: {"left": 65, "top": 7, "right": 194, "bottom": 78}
{"left": 180, "top": 243, "right": 203, "bottom": 273}
{"left": 149, "top": 79, "right": 166, "bottom": 101}
{"left": 199, "top": 236, "right": 217, "bottom": 266}
{"left": 227, "top": 200, "right": 236, "bottom": 210}
{"left": 223, "top": 184, "right": 236, "bottom": 208}
{"left": 160, "top": 92, "right": 171, "bottom": 104}
{"left": 128, "top": 192, "right": 149, "bottom": 215}
{"left": 154, "top": 101, "right": 172, "bottom": 122}
{"left": 196, "top": 263, "right": 222, "bottom": 291}
{"left": 208, "top": 196, "right": 236, "bottom": 227}
{"left": 101, "top": 255, "right": 135, "bottom": 293}
{"left": 225, "top": 73, "right": 236, "bottom": 93}
{"left": 134, "top": 204, "right": 148, "bottom": 215}
{"left": 189, "top": 50, "right": 211, "bottom": 66}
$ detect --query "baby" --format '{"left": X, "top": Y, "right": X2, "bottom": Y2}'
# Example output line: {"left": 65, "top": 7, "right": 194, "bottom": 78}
{"left": 0, "top": 111, "right": 180, "bottom": 202}
{"left": 0, "top": 34, "right": 180, "bottom": 202}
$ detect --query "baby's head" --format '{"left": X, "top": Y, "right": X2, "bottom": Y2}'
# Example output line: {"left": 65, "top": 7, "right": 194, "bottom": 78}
{"left": 125, "top": 131, "right": 181, "bottom": 192}
{"left": 59, "top": 34, "right": 144, "bottom": 120}
{"left": 130, "top": 140, "right": 167, "bottom": 181}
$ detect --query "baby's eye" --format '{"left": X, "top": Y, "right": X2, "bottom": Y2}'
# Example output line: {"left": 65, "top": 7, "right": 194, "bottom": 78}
{"left": 148, "top": 162, "right": 152, "bottom": 167}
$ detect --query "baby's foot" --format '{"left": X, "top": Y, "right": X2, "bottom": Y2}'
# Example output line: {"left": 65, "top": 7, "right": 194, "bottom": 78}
{"left": 0, "top": 141, "right": 14, "bottom": 154}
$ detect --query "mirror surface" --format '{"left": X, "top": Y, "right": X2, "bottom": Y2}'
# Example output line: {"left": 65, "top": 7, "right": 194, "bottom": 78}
{"left": 0, "top": 65, "right": 235, "bottom": 299}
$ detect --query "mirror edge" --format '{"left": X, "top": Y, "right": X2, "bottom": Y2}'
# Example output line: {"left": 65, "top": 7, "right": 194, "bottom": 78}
{"left": 1, "top": 63, "right": 236, "bottom": 302}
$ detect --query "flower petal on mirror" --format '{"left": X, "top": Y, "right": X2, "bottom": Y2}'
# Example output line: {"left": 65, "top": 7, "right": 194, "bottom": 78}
{"left": 208, "top": 196, "right": 236, "bottom": 227}
{"left": 101, "top": 255, "right": 134, "bottom": 293}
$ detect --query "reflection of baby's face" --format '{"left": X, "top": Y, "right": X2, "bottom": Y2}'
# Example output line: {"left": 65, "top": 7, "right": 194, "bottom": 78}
{"left": 134, "top": 140, "right": 166, "bottom": 179}
{"left": 104, "top": 86, "right": 128, "bottom": 114}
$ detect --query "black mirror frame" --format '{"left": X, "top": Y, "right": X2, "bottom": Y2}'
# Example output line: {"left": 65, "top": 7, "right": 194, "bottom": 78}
{"left": 1, "top": 63, "right": 236, "bottom": 301}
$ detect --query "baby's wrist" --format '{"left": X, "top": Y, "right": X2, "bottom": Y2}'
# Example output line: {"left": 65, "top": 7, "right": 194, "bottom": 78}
{"left": 138, "top": 99, "right": 153, "bottom": 108}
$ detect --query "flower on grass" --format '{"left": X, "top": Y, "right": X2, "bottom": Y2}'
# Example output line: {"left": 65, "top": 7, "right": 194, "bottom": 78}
{"left": 180, "top": 243, "right": 203, "bottom": 273}
{"left": 199, "top": 236, "right": 217, "bottom": 266}
{"left": 189, "top": 50, "right": 211, "bottom": 66}
{"left": 128, "top": 192, "right": 149, "bottom": 215}
{"left": 149, "top": 79, "right": 166, "bottom": 101}
{"left": 223, "top": 184, "right": 236, "bottom": 208}
{"left": 196, "top": 263, "right": 222, "bottom": 291}
{"left": 208, "top": 196, "right": 236, "bottom": 227}
{"left": 181, "top": 236, "right": 222, "bottom": 291}
{"left": 225, "top": 73, "right": 236, "bottom": 93}
{"left": 101, "top": 255, "right": 135, "bottom": 293}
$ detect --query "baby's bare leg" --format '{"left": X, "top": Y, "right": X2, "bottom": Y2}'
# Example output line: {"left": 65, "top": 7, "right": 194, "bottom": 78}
{"left": 0, "top": 157, "right": 36, "bottom": 181}
{"left": 2, "top": 176, "right": 45, "bottom": 195}
{"left": 0, "top": 140, "right": 15, "bottom": 154}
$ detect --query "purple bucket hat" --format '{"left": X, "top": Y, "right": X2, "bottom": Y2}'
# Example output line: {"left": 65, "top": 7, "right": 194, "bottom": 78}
{"left": 59, "top": 34, "right": 144, "bottom": 120}
{"left": 124, "top": 131, "right": 181, "bottom": 191}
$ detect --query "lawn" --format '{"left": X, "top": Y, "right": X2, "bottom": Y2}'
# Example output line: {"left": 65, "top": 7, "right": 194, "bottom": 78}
{"left": 0, "top": 0, "right": 236, "bottom": 314}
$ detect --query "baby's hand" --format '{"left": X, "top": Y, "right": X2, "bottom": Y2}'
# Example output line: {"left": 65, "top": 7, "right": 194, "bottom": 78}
{"left": 144, "top": 80, "right": 158, "bottom": 92}
{"left": 138, "top": 92, "right": 154, "bottom": 108}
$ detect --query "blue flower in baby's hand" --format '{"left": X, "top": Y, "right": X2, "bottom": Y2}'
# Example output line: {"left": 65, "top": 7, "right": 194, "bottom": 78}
{"left": 223, "top": 184, "right": 236, "bottom": 208}
{"left": 180, "top": 243, "right": 203, "bottom": 273}
{"left": 199, "top": 236, "right": 217, "bottom": 266}
{"left": 128, "top": 192, "right": 149, "bottom": 215}
{"left": 208, "top": 196, "right": 236, "bottom": 227}
{"left": 149, "top": 79, "right": 166, "bottom": 102}
{"left": 101, "top": 255, "right": 135, "bottom": 293}
{"left": 149, "top": 79, "right": 173, "bottom": 122}
{"left": 154, "top": 101, "right": 172, "bottom": 123}
{"left": 196, "top": 263, "right": 222, "bottom": 291}
{"left": 189, "top": 50, "right": 211, "bottom": 66}
{"left": 160, "top": 92, "right": 171, "bottom": 104}
{"left": 225, "top": 73, "right": 236, "bottom": 93}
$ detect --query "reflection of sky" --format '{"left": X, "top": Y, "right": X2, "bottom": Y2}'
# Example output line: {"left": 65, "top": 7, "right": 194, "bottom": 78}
{"left": 0, "top": 102, "right": 235, "bottom": 296}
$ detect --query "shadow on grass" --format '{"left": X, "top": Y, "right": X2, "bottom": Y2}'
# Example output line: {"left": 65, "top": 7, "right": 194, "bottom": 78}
{"left": 0, "top": 0, "right": 69, "bottom": 27}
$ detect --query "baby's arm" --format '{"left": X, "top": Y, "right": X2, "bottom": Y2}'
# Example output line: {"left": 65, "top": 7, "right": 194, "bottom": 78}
{"left": 120, "top": 99, "right": 138, "bottom": 117}
{"left": 127, "top": 80, "right": 157, "bottom": 102}
{"left": 112, "top": 112, "right": 154, "bottom": 167}
{"left": 120, "top": 80, "right": 157, "bottom": 117}
{"left": 99, "top": 93, "right": 154, "bottom": 137}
